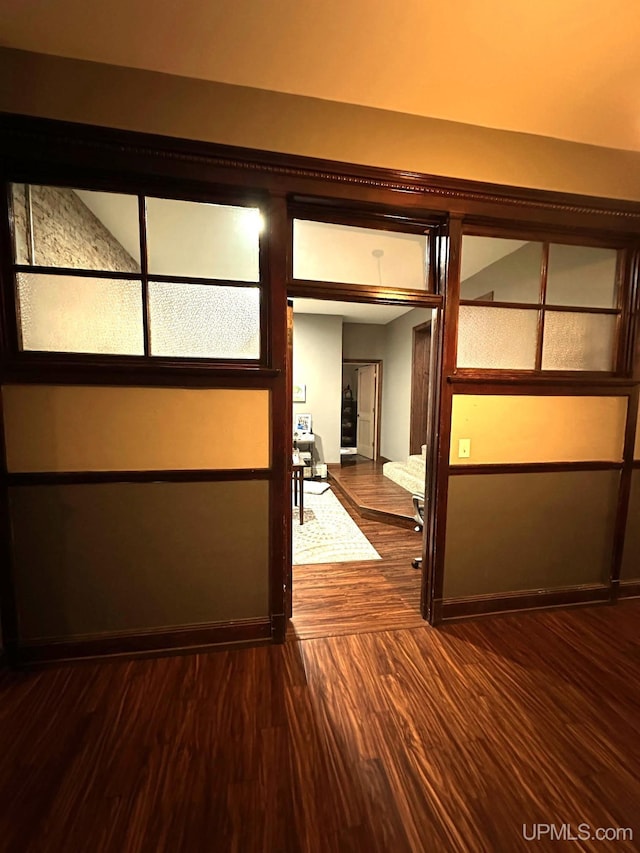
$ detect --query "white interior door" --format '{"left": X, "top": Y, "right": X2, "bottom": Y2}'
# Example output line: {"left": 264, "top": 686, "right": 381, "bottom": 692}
{"left": 357, "top": 364, "right": 377, "bottom": 459}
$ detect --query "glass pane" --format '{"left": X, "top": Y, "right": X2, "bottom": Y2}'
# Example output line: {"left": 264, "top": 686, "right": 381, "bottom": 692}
{"left": 546, "top": 244, "right": 618, "bottom": 308}
{"left": 10, "top": 184, "right": 141, "bottom": 272}
{"left": 457, "top": 306, "right": 538, "bottom": 369}
{"left": 146, "top": 198, "right": 261, "bottom": 282}
{"left": 149, "top": 282, "right": 260, "bottom": 359}
{"left": 293, "top": 219, "right": 428, "bottom": 289}
{"left": 460, "top": 236, "right": 542, "bottom": 303}
{"left": 16, "top": 273, "right": 144, "bottom": 354}
{"left": 542, "top": 312, "right": 616, "bottom": 371}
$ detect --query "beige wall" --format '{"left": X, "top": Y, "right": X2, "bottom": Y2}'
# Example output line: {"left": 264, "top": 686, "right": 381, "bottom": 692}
{"left": 4, "top": 47, "right": 640, "bottom": 200}
{"left": 292, "top": 313, "right": 343, "bottom": 464}
{"left": 3, "top": 385, "right": 270, "bottom": 472}
{"left": 450, "top": 395, "right": 627, "bottom": 465}
{"left": 342, "top": 323, "right": 386, "bottom": 361}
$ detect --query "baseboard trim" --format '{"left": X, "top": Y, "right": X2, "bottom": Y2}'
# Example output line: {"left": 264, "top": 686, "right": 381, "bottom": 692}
{"left": 11, "top": 618, "right": 273, "bottom": 667}
{"left": 440, "top": 584, "right": 610, "bottom": 621}
{"left": 618, "top": 580, "right": 640, "bottom": 599}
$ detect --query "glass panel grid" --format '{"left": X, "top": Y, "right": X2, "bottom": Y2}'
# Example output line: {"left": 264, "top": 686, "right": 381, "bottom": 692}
{"left": 546, "top": 243, "right": 618, "bottom": 309}
{"left": 149, "top": 282, "right": 260, "bottom": 359}
{"left": 17, "top": 272, "right": 144, "bottom": 355}
{"left": 146, "top": 197, "right": 261, "bottom": 282}
{"left": 457, "top": 306, "right": 538, "bottom": 370}
{"left": 11, "top": 184, "right": 141, "bottom": 272}
{"left": 541, "top": 311, "right": 616, "bottom": 372}
{"left": 460, "top": 236, "right": 542, "bottom": 303}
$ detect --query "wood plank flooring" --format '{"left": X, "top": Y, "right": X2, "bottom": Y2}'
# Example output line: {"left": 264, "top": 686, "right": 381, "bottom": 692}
{"left": 1, "top": 602, "right": 640, "bottom": 851}
{"left": 329, "top": 460, "right": 418, "bottom": 523}
{"left": 291, "top": 485, "right": 424, "bottom": 640}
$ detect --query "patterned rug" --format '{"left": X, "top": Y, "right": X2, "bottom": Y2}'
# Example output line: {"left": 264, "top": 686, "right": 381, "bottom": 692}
{"left": 292, "top": 488, "right": 381, "bottom": 565}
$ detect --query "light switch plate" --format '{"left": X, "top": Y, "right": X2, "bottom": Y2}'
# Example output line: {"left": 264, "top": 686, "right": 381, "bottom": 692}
{"left": 458, "top": 438, "right": 471, "bottom": 458}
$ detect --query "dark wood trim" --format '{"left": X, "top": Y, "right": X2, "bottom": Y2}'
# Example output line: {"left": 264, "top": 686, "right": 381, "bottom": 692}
{"left": 0, "top": 390, "right": 19, "bottom": 659}
{"left": 459, "top": 298, "right": 619, "bottom": 315}
{"left": 440, "top": 584, "right": 610, "bottom": 621}
{"left": 449, "top": 461, "right": 623, "bottom": 476}
{"left": 611, "top": 386, "right": 640, "bottom": 593}
{"left": 448, "top": 376, "right": 637, "bottom": 391}
{"left": 1, "top": 363, "right": 280, "bottom": 387}
{"left": 4, "top": 114, "right": 640, "bottom": 232}
{"left": 618, "top": 580, "right": 640, "bottom": 598}
{"left": 426, "top": 218, "right": 462, "bottom": 623}
{"left": 410, "top": 321, "right": 432, "bottom": 456}
{"left": 267, "top": 194, "right": 290, "bottom": 641}
{"left": 138, "top": 195, "right": 150, "bottom": 357}
{"left": 535, "top": 243, "right": 549, "bottom": 370}
{"left": 462, "top": 221, "right": 640, "bottom": 247}
{"left": 14, "top": 264, "right": 142, "bottom": 280}
{"left": 9, "top": 618, "right": 273, "bottom": 667}
{"left": 289, "top": 201, "right": 444, "bottom": 235}
{"left": 6, "top": 468, "right": 271, "bottom": 486}
{"left": 287, "top": 279, "right": 443, "bottom": 305}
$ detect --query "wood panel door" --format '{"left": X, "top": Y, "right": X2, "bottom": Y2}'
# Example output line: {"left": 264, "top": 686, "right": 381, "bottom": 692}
{"left": 357, "top": 364, "right": 378, "bottom": 459}
{"left": 410, "top": 322, "right": 432, "bottom": 455}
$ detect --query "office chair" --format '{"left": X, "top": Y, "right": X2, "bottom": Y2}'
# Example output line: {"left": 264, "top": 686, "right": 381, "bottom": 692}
{"left": 411, "top": 495, "right": 424, "bottom": 570}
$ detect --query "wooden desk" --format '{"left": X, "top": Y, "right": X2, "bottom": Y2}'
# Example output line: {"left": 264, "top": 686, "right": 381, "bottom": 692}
{"left": 292, "top": 456, "right": 305, "bottom": 525}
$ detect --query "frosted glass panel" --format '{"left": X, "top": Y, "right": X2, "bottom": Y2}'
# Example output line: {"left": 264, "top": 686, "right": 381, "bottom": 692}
{"left": 546, "top": 244, "right": 618, "bottom": 308}
{"left": 149, "top": 282, "right": 260, "bottom": 358}
{"left": 17, "top": 273, "right": 144, "bottom": 354}
{"left": 542, "top": 312, "right": 616, "bottom": 371}
{"left": 460, "top": 237, "right": 542, "bottom": 303}
{"left": 11, "top": 184, "right": 140, "bottom": 272}
{"left": 457, "top": 306, "right": 537, "bottom": 369}
{"left": 146, "top": 198, "right": 260, "bottom": 281}
{"left": 293, "top": 220, "right": 428, "bottom": 289}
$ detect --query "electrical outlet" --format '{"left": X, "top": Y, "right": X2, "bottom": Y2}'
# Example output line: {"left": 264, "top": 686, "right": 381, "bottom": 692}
{"left": 458, "top": 438, "right": 471, "bottom": 458}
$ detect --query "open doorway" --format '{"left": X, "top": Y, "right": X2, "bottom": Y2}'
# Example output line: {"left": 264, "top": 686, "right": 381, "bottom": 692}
{"left": 288, "top": 296, "right": 437, "bottom": 639}
{"left": 340, "top": 360, "right": 382, "bottom": 464}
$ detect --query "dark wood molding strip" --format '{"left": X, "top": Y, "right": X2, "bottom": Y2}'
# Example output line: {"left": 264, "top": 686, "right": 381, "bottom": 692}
{"left": 459, "top": 299, "right": 619, "bottom": 315}
{"left": 448, "top": 375, "right": 637, "bottom": 391}
{"left": 449, "top": 461, "right": 623, "bottom": 476}
{"left": 0, "top": 363, "right": 280, "bottom": 387}
{"left": 4, "top": 113, "right": 640, "bottom": 227}
{"left": 6, "top": 468, "right": 272, "bottom": 486}
{"left": 618, "top": 580, "right": 640, "bottom": 598}
{"left": 286, "top": 279, "right": 443, "bottom": 306}
{"left": 440, "top": 584, "right": 610, "bottom": 621}
{"left": 611, "top": 385, "right": 640, "bottom": 588}
{"left": 9, "top": 618, "right": 273, "bottom": 667}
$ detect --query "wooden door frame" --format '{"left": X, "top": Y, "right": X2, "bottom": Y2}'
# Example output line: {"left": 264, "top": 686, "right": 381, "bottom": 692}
{"left": 343, "top": 358, "right": 383, "bottom": 461}
{"left": 409, "top": 322, "right": 432, "bottom": 456}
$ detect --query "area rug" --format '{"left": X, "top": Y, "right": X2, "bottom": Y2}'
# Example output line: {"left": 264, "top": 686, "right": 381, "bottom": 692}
{"left": 293, "top": 488, "right": 381, "bottom": 565}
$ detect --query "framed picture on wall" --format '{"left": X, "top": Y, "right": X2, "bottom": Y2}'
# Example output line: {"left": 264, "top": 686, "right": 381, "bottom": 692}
{"left": 295, "top": 413, "right": 312, "bottom": 433}
{"left": 292, "top": 383, "right": 306, "bottom": 403}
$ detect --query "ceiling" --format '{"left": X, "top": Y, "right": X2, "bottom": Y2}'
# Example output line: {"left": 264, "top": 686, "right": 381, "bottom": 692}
{"left": 1, "top": 0, "right": 640, "bottom": 151}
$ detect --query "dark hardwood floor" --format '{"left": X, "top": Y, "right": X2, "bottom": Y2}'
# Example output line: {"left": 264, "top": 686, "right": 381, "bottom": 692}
{"left": 1, "top": 602, "right": 640, "bottom": 851}
{"left": 291, "top": 484, "right": 424, "bottom": 640}
{"left": 329, "top": 460, "right": 418, "bottom": 525}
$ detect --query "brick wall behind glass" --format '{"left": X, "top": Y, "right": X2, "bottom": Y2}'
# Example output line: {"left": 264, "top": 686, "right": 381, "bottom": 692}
{"left": 12, "top": 184, "right": 139, "bottom": 271}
